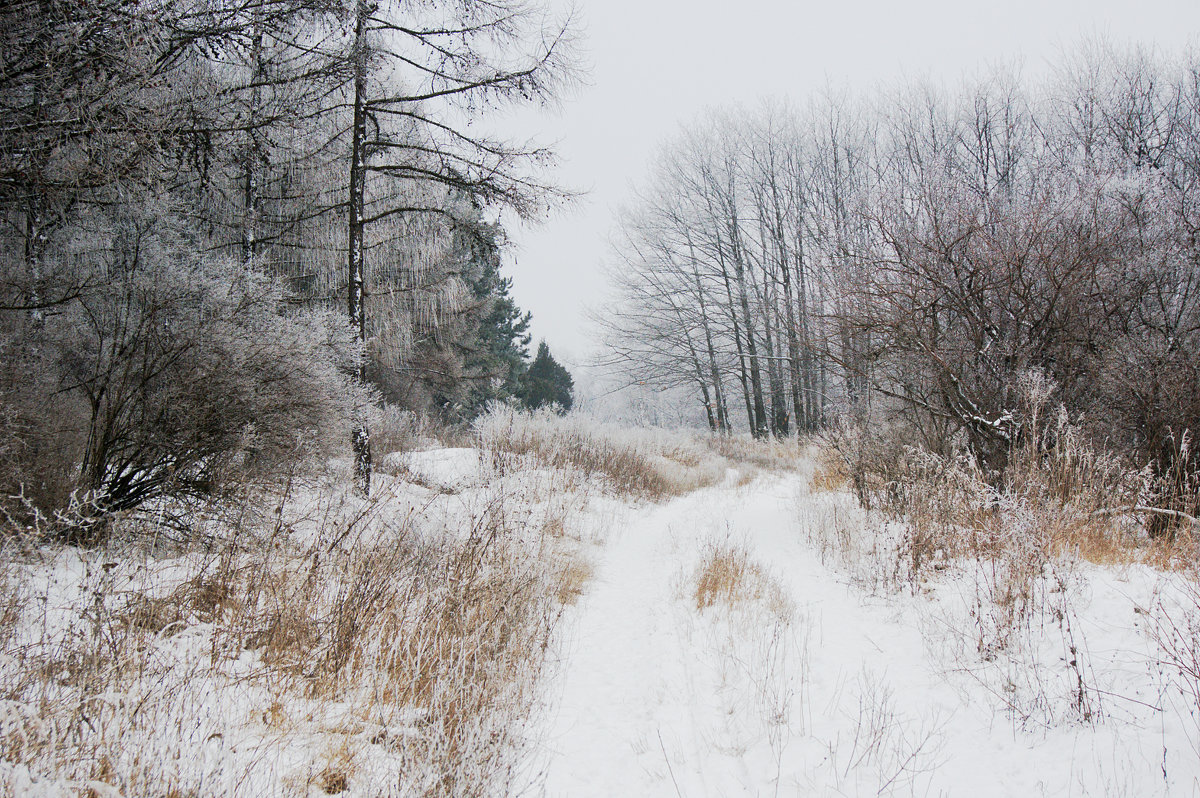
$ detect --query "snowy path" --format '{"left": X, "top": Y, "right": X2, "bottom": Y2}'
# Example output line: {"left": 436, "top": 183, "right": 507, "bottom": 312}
{"left": 536, "top": 472, "right": 1181, "bottom": 797}
{"left": 538, "top": 480, "right": 724, "bottom": 797}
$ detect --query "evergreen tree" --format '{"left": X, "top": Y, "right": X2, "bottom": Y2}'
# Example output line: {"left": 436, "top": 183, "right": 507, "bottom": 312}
{"left": 367, "top": 212, "right": 535, "bottom": 423}
{"left": 463, "top": 237, "right": 532, "bottom": 416}
{"left": 521, "top": 341, "right": 574, "bottom": 413}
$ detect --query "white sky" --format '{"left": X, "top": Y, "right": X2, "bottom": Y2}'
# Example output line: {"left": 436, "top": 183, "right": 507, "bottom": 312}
{"left": 499, "top": 0, "right": 1200, "bottom": 370}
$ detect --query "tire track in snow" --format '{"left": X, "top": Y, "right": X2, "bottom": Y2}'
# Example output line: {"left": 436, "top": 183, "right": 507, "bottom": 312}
{"left": 535, "top": 472, "right": 1137, "bottom": 797}
{"left": 537, "top": 479, "right": 729, "bottom": 796}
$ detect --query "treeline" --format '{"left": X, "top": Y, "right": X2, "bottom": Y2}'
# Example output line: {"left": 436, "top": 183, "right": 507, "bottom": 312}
{"left": 602, "top": 44, "right": 1200, "bottom": 492}
{"left": 0, "top": 0, "right": 577, "bottom": 537}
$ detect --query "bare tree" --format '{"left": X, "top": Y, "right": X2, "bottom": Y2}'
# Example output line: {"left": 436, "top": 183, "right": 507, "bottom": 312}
{"left": 602, "top": 43, "right": 1200, "bottom": 504}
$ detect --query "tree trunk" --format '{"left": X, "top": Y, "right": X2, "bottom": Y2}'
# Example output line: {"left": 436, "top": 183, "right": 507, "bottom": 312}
{"left": 348, "top": 0, "right": 371, "bottom": 496}
{"left": 24, "top": 199, "right": 48, "bottom": 326}
{"left": 242, "top": 19, "right": 266, "bottom": 265}
{"left": 730, "top": 230, "right": 768, "bottom": 437}
{"left": 715, "top": 230, "right": 755, "bottom": 433}
{"left": 687, "top": 235, "right": 728, "bottom": 433}
{"left": 760, "top": 277, "right": 787, "bottom": 437}
{"left": 754, "top": 205, "right": 788, "bottom": 437}
{"left": 778, "top": 204, "right": 805, "bottom": 434}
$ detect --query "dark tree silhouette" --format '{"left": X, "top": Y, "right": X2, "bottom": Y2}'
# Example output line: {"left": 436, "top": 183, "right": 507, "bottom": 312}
{"left": 521, "top": 341, "right": 574, "bottom": 413}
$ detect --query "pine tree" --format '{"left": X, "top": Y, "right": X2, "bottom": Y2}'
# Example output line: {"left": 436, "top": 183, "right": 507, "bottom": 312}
{"left": 521, "top": 341, "right": 574, "bottom": 413}
{"left": 340, "top": 0, "right": 575, "bottom": 494}
{"left": 462, "top": 235, "right": 532, "bottom": 417}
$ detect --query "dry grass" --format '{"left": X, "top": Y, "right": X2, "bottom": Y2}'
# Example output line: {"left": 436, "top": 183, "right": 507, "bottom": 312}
{"left": 704, "top": 434, "right": 806, "bottom": 473}
{"left": 0, "top": 474, "right": 564, "bottom": 797}
{"left": 810, "top": 445, "right": 850, "bottom": 493}
{"left": 476, "top": 407, "right": 715, "bottom": 499}
{"left": 803, "top": 442, "right": 1111, "bottom": 725}
{"left": 551, "top": 552, "right": 595, "bottom": 606}
{"left": 693, "top": 541, "right": 792, "bottom": 619}
{"left": 475, "top": 406, "right": 808, "bottom": 503}
{"left": 368, "top": 404, "right": 440, "bottom": 456}
{"left": 686, "top": 537, "right": 804, "bottom": 776}
{"left": 813, "top": 397, "right": 1166, "bottom": 724}
{"left": 535, "top": 503, "right": 598, "bottom": 608}
{"left": 312, "top": 740, "right": 355, "bottom": 795}
{"left": 822, "top": 410, "right": 1196, "bottom": 576}
{"left": 475, "top": 406, "right": 730, "bottom": 500}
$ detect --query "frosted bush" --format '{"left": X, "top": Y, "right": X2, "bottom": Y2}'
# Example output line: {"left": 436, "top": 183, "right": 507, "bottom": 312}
{"left": 0, "top": 201, "right": 369, "bottom": 541}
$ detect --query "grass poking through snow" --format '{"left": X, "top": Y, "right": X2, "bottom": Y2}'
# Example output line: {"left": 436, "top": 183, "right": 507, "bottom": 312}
{"left": 692, "top": 540, "right": 791, "bottom": 619}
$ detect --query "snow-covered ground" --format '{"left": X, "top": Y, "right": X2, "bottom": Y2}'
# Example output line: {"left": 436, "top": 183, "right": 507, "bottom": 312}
{"left": 1, "top": 436, "right": 1197, "bottom": 796}
{"left": 535, "top": 469, "right": 1200, "bottom": 797}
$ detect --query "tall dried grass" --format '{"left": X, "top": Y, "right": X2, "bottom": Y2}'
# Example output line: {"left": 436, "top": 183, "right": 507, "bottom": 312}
{"left": 474, "top": 405, "right": 809, "bottom": 504}
{"left": 823, "top": 403, "right": 1193, "bottom": 580}
{"left": 475, "top": 406, "right": 730, "bottom": 500}
{"left": 686, "top": 539, "right": 801, "bottom": 784}
{"left": 692, "top": 541, "right": 792, "bottom": 619}
{"left": 810, "top": 377, "right": 1172, "bottom": 725}
{"left": 0, "top": 473, "right": 568, "bottom": 797}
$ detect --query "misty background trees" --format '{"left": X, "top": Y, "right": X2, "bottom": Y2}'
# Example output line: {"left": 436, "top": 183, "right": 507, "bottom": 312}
{"left": 0, "top": 0, "right": 577, "bottom": 536}
{"left": 601, "top": 44, "right": 1200, "bottom": 519}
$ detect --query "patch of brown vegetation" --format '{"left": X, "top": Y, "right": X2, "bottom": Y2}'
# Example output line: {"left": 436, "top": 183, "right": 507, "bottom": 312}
{"left": 810, "top": 446, "right": 850, "bottom": 493}
{"left": 693, "top": 542, "right": 791, "bottom": 618}
{"left": 552, "top": 554, "right": 594, "bottom": 606}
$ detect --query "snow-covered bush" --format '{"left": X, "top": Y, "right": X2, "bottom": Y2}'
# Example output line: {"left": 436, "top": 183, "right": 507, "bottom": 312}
{"left": 810, "top": 384, "right": 1175, "bottom": 726}
{"left": 820, "top": 370, "right": 1185, "bottom": 579}
{"left": 0, "top": 201, "right": 368, "bottom": 541}
{"left": 368, "top": 404, "right": 440, "bottom": 459}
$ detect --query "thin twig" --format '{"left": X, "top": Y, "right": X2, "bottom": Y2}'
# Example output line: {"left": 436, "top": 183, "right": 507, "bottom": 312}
{"left": 657, "top": 730, "right": 685, "bottom": 798}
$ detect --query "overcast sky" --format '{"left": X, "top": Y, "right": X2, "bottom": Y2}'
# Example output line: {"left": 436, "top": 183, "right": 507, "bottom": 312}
{"left": 499, "top": 0, "right": 1200, "bottom": 371}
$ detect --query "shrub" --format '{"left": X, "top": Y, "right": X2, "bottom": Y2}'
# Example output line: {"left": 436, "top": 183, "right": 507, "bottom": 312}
{"left": 821, "top": 371, "right": 1191, "bottom": 573}
{"left": 0, "top": 202, "right": 367, "bottom": 541}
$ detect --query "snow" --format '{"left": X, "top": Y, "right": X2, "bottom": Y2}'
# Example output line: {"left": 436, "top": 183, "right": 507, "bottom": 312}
{"left": 384, "top": 447, "right": 486, "bottom": 490}
{"left": 535, "top": 470, "right": 1200, "bottom": 797}
{"left": 3, "top": 442, "right": 1199, "bottom": 795}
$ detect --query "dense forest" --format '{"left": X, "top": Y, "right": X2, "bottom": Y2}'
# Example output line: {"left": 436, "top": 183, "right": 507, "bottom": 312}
{"left": 0, "top": 0, "right": 577, "bottom": 536}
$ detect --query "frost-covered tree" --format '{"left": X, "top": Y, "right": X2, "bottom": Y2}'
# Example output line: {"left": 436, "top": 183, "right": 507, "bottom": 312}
{"left": 0, "top": 199, "right": 366, "bottom": 540}
{"left": 461, "top": 229, "right": 533, "bottom": 419}
{"left": 367, "top": 209, "right": 532, "bottom": 423}
{"left": 0, "top": 0, "right": 180, "bottom": 314}
{"left": 0, "top": 0, "right": 570, "bottom": 535}
{"left": 340, "top": 0, "right": 578, "bottom": 492}
{"left": 606, "top": 43, "right": 1200, "bottom": 516}
{"left": 602, "top": 106, "right": 833, "bottom": 438}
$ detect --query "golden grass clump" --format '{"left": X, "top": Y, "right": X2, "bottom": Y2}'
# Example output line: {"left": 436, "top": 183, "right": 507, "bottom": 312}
{"left": 693, "top": 542, "right": 791, "bottom": 619}
{"left": 810, "top": 445, "right": 850, "bottom": 493}
{"left": 552, "top": 552, "right": 595, "bottom": 606}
